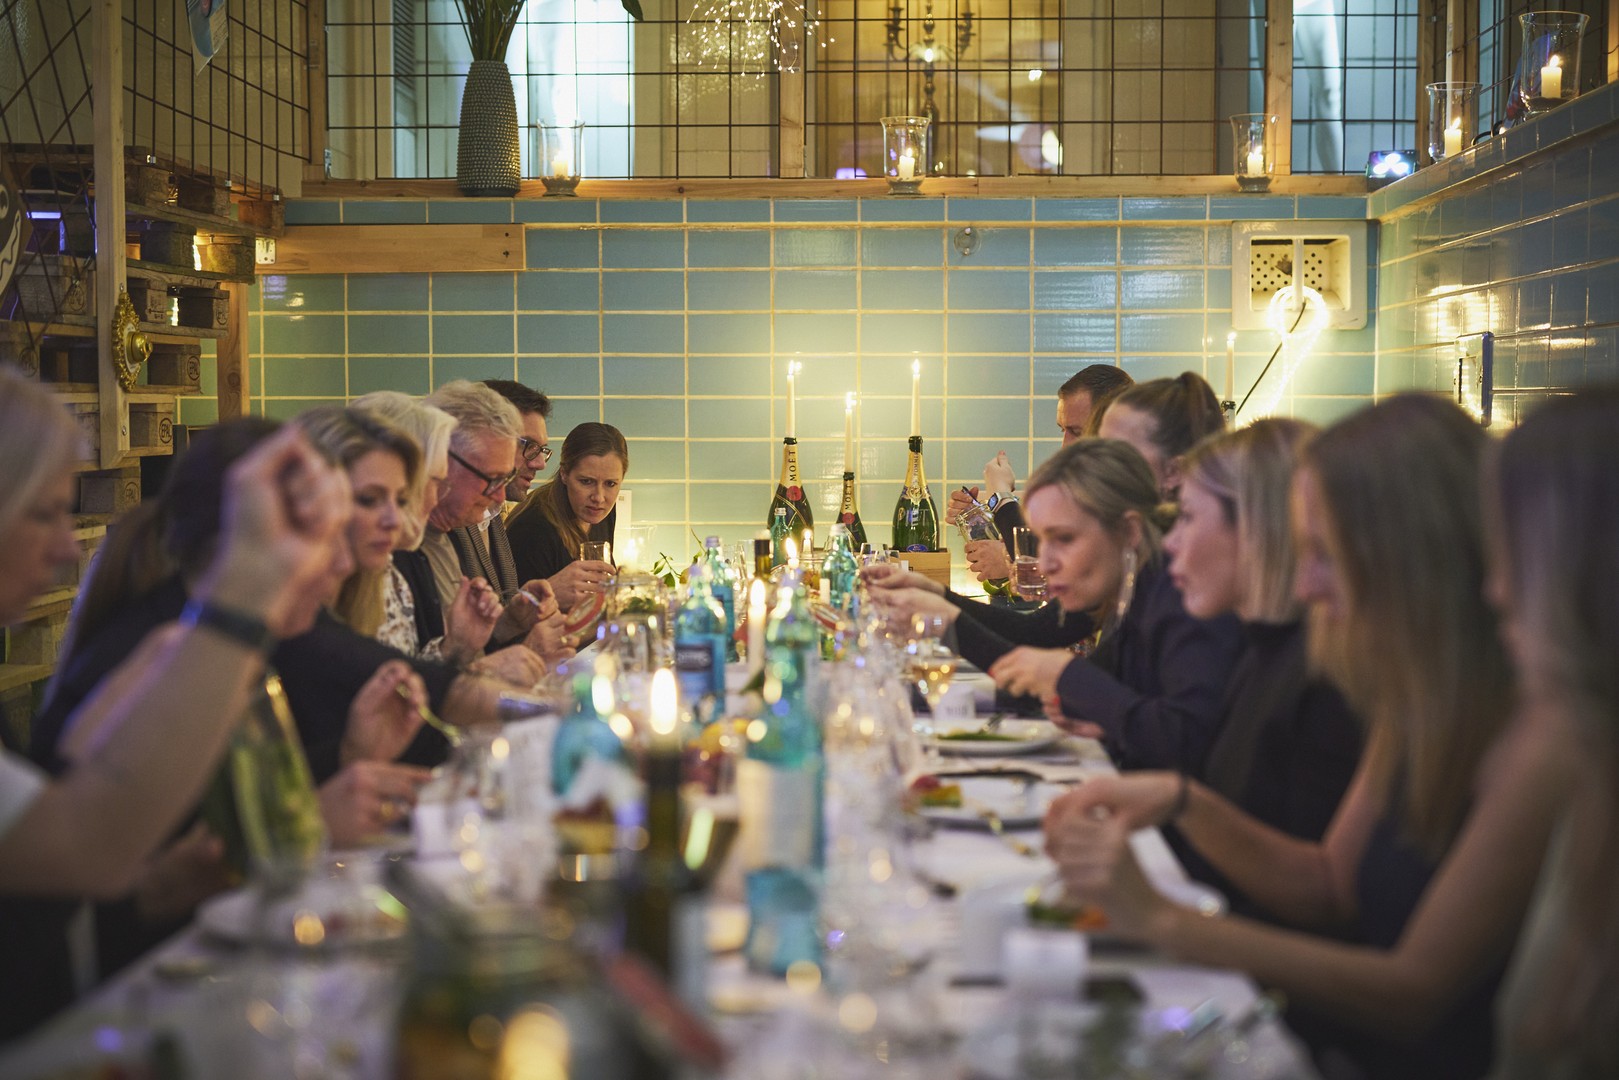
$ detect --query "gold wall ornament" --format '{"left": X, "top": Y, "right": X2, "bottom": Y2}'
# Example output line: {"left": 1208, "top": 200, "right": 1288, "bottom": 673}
{"left": 112, "top": 286, "right": 152, "bottom": 392}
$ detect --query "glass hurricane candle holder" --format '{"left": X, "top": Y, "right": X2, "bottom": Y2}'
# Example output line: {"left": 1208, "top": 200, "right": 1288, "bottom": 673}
{"left": 536, "top": 121, "right": 584, "bottom": 196}
{"left": 1230, "top": 113, "right": 1272, "bottom": 192}
{"left": 881, "top": 115, "right": 930, "bottom": 195}
{"left": 1427, "top": 82, "right": 1480, "bottom": 162}
{"left": 1518, "top": 11, "right": 1588, "bottom": 117}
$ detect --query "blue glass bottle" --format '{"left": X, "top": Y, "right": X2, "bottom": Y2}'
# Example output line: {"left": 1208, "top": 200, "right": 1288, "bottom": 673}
{"left": 822, "top": 522, "right": 859, "bottom": 616}
{"left": 551, "top": 671, "right": 627, "bottom": 797}
{"left": 741, "top": 570, "right": 824, "bottom": 975}
{"left": 702, "top": 535, "right": 739, "bottom": 662}
{"left": 673, "top": 560, "right": 728, "bottom": 713}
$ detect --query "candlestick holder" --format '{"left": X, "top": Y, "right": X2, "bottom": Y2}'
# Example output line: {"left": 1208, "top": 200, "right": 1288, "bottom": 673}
{"left": 881, "top": 116, "right": 930, "bottom": 195}
{"left": 1230, "top": 114, "right": 1272, "bottom": 192}
{"left": 1518, "top": 12, "right": 1587, "bottom": 118}
{"left": 536, "top": 121, "right": 584, "bottom": 196}
{"left": 1426, "top": 82, "right": 1480, "bottom": 162}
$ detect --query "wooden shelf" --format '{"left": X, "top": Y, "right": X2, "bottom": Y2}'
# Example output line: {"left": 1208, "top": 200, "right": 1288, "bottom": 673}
{"left": 21, "top": 590, "right": 75, "bottom": 623}
{"left": 128, "top": 258, "right": 254, "bottom": 286}
{"left": 127, "top": 200, "right": 259, "bottom": 238}
{"left": 50, "top": 313, "right": 226, "bottom": 341}
{"left": 0, "top": 665, "right": 54, "bottom": 694}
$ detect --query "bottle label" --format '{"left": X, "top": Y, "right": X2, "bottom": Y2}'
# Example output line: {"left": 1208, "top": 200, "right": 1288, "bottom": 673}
{"left": 736, "top": 759, "right": 819, "bottom": 870}
{"left": 674, "top": 639, "right": 724, "bottom": 701}
{"left": 904, "top": 543, "right": 930, "bottom": 552}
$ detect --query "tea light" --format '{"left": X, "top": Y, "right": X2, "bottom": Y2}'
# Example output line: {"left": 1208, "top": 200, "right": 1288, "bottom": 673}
{"left": 1541, "top": 55, "right": 1563, "bottom": 99}
{"left": 551, "top": 153, "right": 572, "bottom": 179}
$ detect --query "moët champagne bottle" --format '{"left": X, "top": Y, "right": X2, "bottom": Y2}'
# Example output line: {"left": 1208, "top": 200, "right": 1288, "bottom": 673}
{"left": 891, "top": 434, "right": 941, "bottom": 552}
{"left": 768, "top": 436, "right": 814, "bottom": 546}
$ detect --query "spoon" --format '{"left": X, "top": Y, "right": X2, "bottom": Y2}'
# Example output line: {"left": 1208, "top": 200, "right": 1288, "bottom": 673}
{"left": 395, "top": 683, "right": 465, "bottom": 747}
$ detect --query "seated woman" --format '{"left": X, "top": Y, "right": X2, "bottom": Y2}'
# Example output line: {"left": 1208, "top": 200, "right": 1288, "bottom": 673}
{"left": 300, "top": 406, "right": 544, "bottom": 688}
{"left": 1045, "top": 395, "right": 1566, "bottom": 1080}
{"left": 1487, "top": 389, "right": 1619, "bottom": 1078}
{"left": 0, "top": 371, "right": 361, "bottom": 1038}
{"left": 1097, "top": 371, "right": 1226, "bottom": 499}
{"left": 505, "top": 421, "right": 626, "bottom": 610}
{"left": 1155, "top": 419, "right": 1362, "bottom": 916}
{"left": 871, "top": 439, "right": 1242, "bottom": 772}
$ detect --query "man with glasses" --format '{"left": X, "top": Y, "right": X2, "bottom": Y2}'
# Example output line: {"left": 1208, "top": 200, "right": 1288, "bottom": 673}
{"left": 422, "top": 381, "right": 559, "bottom": 651}
{"left": 462, "top": 379, "right": 553, "bottom": 606}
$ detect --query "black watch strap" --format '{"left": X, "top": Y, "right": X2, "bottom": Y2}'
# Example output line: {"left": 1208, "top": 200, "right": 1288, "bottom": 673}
{"left": 180, "top": 598, "right": 278, "bottom": 655}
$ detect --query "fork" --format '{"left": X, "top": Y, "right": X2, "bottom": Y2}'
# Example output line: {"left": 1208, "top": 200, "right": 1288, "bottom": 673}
{"left": 979, "top": 711, "right": 1008, "bottom": 734}
{"left": 963, "top": 796, "right": 1042, "bottom": 858}
{"left": 395, "top": 683, "right": 465, "bottom": 747}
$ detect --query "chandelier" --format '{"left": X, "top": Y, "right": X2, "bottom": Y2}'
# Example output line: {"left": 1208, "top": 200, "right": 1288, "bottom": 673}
{"left": 684, "top": 0, "right": 831, "bottom": 75}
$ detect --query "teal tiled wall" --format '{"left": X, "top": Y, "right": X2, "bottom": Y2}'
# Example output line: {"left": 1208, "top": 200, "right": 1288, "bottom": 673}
{"left": 1373, "top": 81, "right": 1619, "bottom": 423}
{"left": 187, "top": 194, "right": 1374, "bottom": 559}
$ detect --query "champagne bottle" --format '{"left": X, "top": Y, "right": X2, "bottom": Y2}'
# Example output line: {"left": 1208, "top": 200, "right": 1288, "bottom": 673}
{"left": 891, "top": 434, "right": 941, "bottom": 552}
{"left": 768, "top": 436, "right": 814, "bottom": 546}
{"left": 623, "top": 743, "right": 706, "bottom": 1006}
{"left": 739, "top": 570, "right": 823, "bottom": 975}
{"left": 836, "top": 471, "right": 869, "bottom": 549}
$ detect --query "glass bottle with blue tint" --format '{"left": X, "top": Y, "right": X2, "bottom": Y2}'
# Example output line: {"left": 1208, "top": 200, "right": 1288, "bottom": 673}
{"left": 551, "top": 670, "right": 627, "bottom": 797}
{"left": 702, "top": 535, "right": 739, "bottom": 662}
{"left": 740, "top": 569, "right": 824, "bottom": 975}
{"left": 673, "top": 559, "right": 728, "bottom": 714}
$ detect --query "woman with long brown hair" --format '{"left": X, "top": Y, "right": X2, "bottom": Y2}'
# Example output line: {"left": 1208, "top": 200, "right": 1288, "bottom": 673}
{"left": 1045, "top": 395, "right": 1565, "bottom": 1079}
{"left": 505, "top": 421, "right": 626, "bottom": 609}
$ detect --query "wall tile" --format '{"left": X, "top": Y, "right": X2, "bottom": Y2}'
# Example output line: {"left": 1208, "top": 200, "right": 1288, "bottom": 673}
{"left": 862, "top": 269, "right": 944, "bottom": 310}
{"left": 950, "top": 356, "right": 1031, "bottom": 397}
{"left": 689, "top": 270, "right": 772, "bottom": 311}
{"left": 947, "top": 312, "right": 1029, "bottom": 354}
{"left": 604, "top": 396, "right": 686, "bottom": 438}
{"left": 1209, "top": 196, "right": 1294, "bottom": 221}
{"left": 602, "top": 313, "right": 684, "bottom": 354}
{"left": 945, "top": 396, "right": 1032, "bottom": 438}
{"left": 527, "top": 228, "right": 600, "bottom": 269}
{"left": 514, "top": 199, "right": 598, "bottom": 223}
{"left": 631, "top": 439, "right": 691, "bottom": 480}
{"left": 774, "top": 200, "right": 857, "bottom": 222}
{"left": 604, "top": 356, "right": 685, "bottom": 396}
{"left": 344, "top": 201, "right": 426, "bottom": 225}
{"left": 861, "top": 229, "right": 944, "bottom": 267}
{"left": 349, "top": 356, "right": 431, "bottom": 395}
{"left": 688, "top": 200, "right": 771, "bottom": 222}
{"left": 518, "top": 271, "right": 599, "bottom": 312}
{"left": 518, "top": 313, "right": 599, "bottom": 354}
{"left": 947, "top": 227, "right": 1030, "bottom": 267}
{"left": 1122, "top": 197, "right": 1207, "bottom": 221}
{"left": 1034, "top": 312, "right": 1118, "bottom": 353}
{"left": 860, "top": 312, "right": 944, "bottom": 353}
{"left": 262, "top": 313, "right": 345, "bottom": 355}
{"left": 774, "top": 269, "right": 857, "bottom": 309}
{"left": 777, "top": 311, "right": 857, "bottom": 352}
{"left": 1120, "top": 312, "right": 1204, "bottom": 352}
{"left": 520, "top": 356, "right": 600, "bottom": 395}
{"left": 348, "top": 274, "right": 431, "bottom": 311}
{"left": 1033, "top": 228, "right": 1119, "bottom": 266}
{"left": 690, "top": 439, "right": 771, "bottom": 481}
{"left": 690, "top": 398, "right": 772, "bottom": 438}
{"left": 689, "top": 356, "right": 772, "bottom": 396}
{"left": 434, "top": 356, "right": 519, "bottom": 384}
{"left": 259, "top": 274, "right": 345, "bottom": 313}
{"left": 263, "top": 355, "right": 347, "bottom": 397}
{"left": 433, "top": 314, "right": 514, "bottom": 353}
{"left": 776, "top": 229, "right": 858, "bottom": 267}
{"left": 603, "top": 270, "right": 685, "bottom": 310}
{"left": 433, "top": 272, "right": 515, "bottom": 311}
{"left": 284, "top": 200, "right": 340, "bottom": 225}
{"left": 600, "top": 201, "right": 684, "bottom": 224}
{"left": 688, "top": 312, "right": 771, "bottom": 353}
{"left": 428, "top": 200, "right": 512, "bottom": 223}
{"left": 602, "top": 229, "right": 684, "bottom": 269}
{"left": 860, "top": 198, "right": 945, "bottom": 222}
{"left": 947, "top": 269, "right": 1030, "bottom": 310}
{"left": 947, "top": 198, "right": 1032, "bottom": 221}
{"left": 1120, "top": 226, "right": 1205, "bottom": 266}
{"left": 690, "top": 229, "right": 771, "bottom": 268}
{"left": 1121, "top": 269, "right": 1205, "bottom": 309}
{"left": 1036, "top": 198, "right": 1120, "bottom": 221}
{"left": 1034, "top": 270, "right": 1117, "bottom": 310}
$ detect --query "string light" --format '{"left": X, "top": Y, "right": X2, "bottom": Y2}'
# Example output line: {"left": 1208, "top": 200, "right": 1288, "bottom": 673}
{"left": 684, "top": 0, "right": 832, "bottom": 75}
{"left": 1244, "top": 284, "right": 1328, "bottom": 422}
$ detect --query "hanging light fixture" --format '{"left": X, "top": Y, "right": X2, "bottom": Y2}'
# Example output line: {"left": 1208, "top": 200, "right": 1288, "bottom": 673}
{"left": 684, "top": 0, "right": 831, "bottom": 75}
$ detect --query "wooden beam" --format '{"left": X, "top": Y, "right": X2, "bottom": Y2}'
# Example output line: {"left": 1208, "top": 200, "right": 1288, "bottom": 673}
{"left": 1265, "top": 0, "right": 1294, "bottom": 176}
{"left": 776, "top": 19, "right": 807, "bottom": 178}
{"left": 92, "top": 0, "right": 129, "bottom": 469}
{"left": 1418, "top": 0, "right": 1440, "bottom": 164}
{"left": 1446, "top": 0, "right": 1478, "bottom": 87}
{"left": 218, "top": 283, "right": 250, "bottom": 420}
{"left": 1609, "top": 0, "right": 1618, "bottom": 83}
{"left": 258, "top": 223, "right": 525, "bottom": 275}
{"left": 298, "top": 174, "right": 1369, "bottom": 201}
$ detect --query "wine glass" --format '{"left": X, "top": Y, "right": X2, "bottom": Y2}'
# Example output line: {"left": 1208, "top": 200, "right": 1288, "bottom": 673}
{"left": 1013, "top": 528, "right": 1047, "bottom": 602}
{"left": 906, "top": 614, "right": 956, "bottom": 713}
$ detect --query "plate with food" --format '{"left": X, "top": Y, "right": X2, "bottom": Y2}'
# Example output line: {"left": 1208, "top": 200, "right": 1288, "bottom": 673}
{"left": 910, "top": 773, "right": 1073, "bottom": 829}
{"left": 926, "top": 718, "right": 1061, "bottom": 756}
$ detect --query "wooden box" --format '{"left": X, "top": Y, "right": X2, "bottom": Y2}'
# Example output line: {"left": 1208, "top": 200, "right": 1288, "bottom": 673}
{"left": 58, "top": 210, "right": 94, "bottom": 257}
{"left": 39, "top": 343, "right": 97, "bottom": 385}
{"left": 895, "top": 549, "right": 952, "bottom": 592}
{"left": 126, "top": 159, "right": 175, "bottom": 206}
{"left": 6, "top": 614, "right": 65, "bottom": 667}
{"left": 11, "top": 257, "right": 89, "bottom": 319}
{"left": 238, "top": 197, "right": 285, "bottom": 233}
{"left": 129, "top": 401, "right": 175, "bottom": 453}
{"left": 146, "top": 343, "right": 202, "bottom": 393}
{"left": 175, "top": 285, "right": 228, "bottom": 330}
{"left": 78, "top": 469, "right": 141, "bottom": 515}
{"left": 175, "top": 175, "right": 230, "bottom": 216}
{"left": 138, "top": 220, "right": 196, "bottom": 267}
{"left": 125, "top": 276, "right": 172, "bottom": 325}
{"left": 198, "top": 233, "right": 253, "bottom": 276}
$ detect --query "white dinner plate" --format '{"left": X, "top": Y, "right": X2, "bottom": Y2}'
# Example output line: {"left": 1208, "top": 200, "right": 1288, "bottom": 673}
{"left": 926, "top": 718, "right": 1061, "bottom": 756}
{"left": 916, "top": 774, "right": 1073, "bottom": 829}
{"left": 196, "top": 879, "right": 408, "bottom": 949}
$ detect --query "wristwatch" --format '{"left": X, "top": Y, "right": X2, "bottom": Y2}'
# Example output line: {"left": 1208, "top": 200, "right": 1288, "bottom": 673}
{"left": 986, "top": 491, "right": 1017, "bottom": 513}
{"left": 180, "top": 597, "right": 278, "bottom": 655}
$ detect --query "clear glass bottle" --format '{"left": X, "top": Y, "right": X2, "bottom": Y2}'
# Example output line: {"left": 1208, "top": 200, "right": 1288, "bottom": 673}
{"left": 702, "top": 534, "right": 739, "bottom": 662}
{"left": 673, "top": 559, "right": 729, "bottom": 713}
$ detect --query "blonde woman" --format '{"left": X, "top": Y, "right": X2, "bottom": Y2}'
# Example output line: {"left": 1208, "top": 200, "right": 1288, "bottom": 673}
{"left": 349, "top": 392, "right": 504, "bottom": 666}
{"left": 1140, "top": 419, "right": 1362, "bottom": 915}
{"left": 1046, "top": 396, "right": 1565, "bottom": 1079}
{"left": 1488, "top": 389, "right": 1619, "bottom": 1078}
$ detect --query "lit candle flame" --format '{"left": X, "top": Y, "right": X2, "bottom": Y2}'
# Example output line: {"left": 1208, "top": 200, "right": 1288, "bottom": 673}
{"left": 649, "top": 668, "right": 677, "bottom": 739}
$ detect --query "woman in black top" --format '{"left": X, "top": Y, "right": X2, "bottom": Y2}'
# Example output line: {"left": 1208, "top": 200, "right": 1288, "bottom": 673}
{"left": 505, "top": 422, "right": 625, "bottom": 609}
{"left": 1156, "top": 419, "right": 1361, "bottom": 915}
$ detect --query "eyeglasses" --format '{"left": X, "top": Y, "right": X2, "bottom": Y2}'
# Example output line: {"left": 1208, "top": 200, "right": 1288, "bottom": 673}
{"left": 517, "top": 436, "right": 553, "bottom": 465}
{"left": 448, "top": 449, "right": 517, "bottom": 498}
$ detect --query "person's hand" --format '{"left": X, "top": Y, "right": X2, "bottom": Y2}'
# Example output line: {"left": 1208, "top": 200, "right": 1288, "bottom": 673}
{"left": 1041, "top": 693, "right": 1104, "bottom": 739}
{"left": 317, "top": 760, "right": 432, "bottom": 848}
{"left": 989, "top": 646, "right": 1072, "bottom": 700}
{"left": 444, "top": 576, "right": 500, "bottom": 660}
{"left": 965, "top": 538, "right": 1012, "bottom": 582}
{"left": 983, "top": 451, "right": 1016, "bottom": 496}
{"left": 944, "top": 485, "right": 978, "bottom": 526}
{"left": 197, "top": 425, "right": 352, "bottom": 636}
{"left": 470, "top": 643, "right": 549, "bottom": 688}
{"left": 548, "top": 559, "right": 615, "bottom": 610}
{"left": 131, "top": 822, "right": 233, "bottom": 924}
{"left": 869, "top": 587, "right": 958, "bottom": 634}
{"left": 522, "top": 613, "right": 576, "bottom": 666}
{"left": 340, "top": 660, "right": 427, "bottom": 766}
{"left": 860, "top": 562, "right": 945, "bottom": 596}
{"left": 1045, "top": 774, "right": 1180, "bottom": 833}
{"left": 496, "top": 578, "right": 560, "bottom": 638}
{"left": 1041, "top": 800, "right": 1161, "bottom": 939}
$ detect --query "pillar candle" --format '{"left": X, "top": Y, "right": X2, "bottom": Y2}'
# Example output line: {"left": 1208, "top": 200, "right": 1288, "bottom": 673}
{"left": 1245, "top": 147, "right": 1265, "bottom": 177}
{"left": 786, "top": 361, "right": 797, "bottom": 438}
{"left": 747, "top": 578, "right": 767, "bottom": 679}
{"left": 1541, "top": 56, "right": 1563, "bottom": 99}
{"left": 1443, "top": 120, "right": 1463, "bottom": 159}
{"left": 1224, "top": 331, "right": 1236, "bottom": 401}
{"left": 897, "top": 152, "right": 916, "bottom": 180}
{"left": 910, "top": 358, "right": 921, "bottom": 436}
{"left": 649, "top": 668, "right": 678, "bottom": 748}
{"left": 844, "top": 392, "right": 855, "bottom": 471}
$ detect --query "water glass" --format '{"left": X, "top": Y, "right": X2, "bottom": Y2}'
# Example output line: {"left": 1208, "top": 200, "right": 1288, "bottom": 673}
{"left": 1013, "top": 528, "right": 1047, "bottom": 602}
{"left": 581, "top": 539, "right": 611, "bottom": 564}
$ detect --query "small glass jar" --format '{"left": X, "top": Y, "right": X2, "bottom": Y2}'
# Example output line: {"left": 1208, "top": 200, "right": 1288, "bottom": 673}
{"left": 536, "top": 121, "right": 583, "bottom": 195}
{"left": 1518, "top": 11, "right": 1588, "bottom": 117}
{"left": 1231, "top": 113, "right": 1272, "bottom": 192}
{"left": 881, "top": 115, "right": 931, "bottom": 195}
{"left": 1427, "top": 82, "right": 1480, "bottom": 162}
{"left": 955, "top": 492, "right": 1002, "bottom": 544}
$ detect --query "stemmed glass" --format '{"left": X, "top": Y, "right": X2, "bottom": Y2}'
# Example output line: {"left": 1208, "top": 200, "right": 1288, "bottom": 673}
{"left": 904, "top": 613, "right": 956, "bottom": 764}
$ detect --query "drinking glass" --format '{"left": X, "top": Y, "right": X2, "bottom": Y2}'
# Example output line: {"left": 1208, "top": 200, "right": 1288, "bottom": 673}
{"left": 1013, "top": 528, "right": 1047, "bottom": 602}
{"left": 906, "top": 614, "right": 956, "bottom": 712}
{"left": 581, "top": 540, "right": 611, "bottom": 564}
